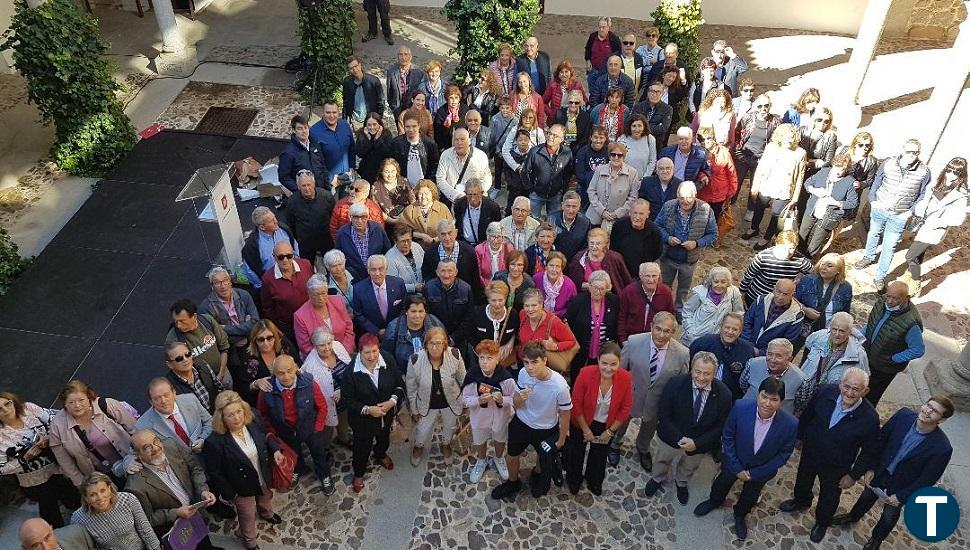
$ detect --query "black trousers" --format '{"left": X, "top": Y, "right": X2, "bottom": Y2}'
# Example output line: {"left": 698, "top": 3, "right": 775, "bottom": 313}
{"left": 735, "top": 153, "right": 760, "bottom": 205}
{"left": 709, "top": 201, "right": 724, "bottom": 222}
{"left": 866, "top": 369, "right": 898, "bottom": 407}
{"left": 905, "top": 240, "right": 932, "bottom": 278}
{"left": 352, "top": 418, "right": 392, "bottom": 477}
{"left": 278, "top": 430, "right": 331, "bottom": 479}
{"left": 707, "top": 467, "right": 768, "bottom": 517}
{"left": 363, "top": 0, "right": 391, "bottom": 38}
{"left": 563, "top": 421, "right": 608, "bottom": 491}
{"left": 791, "top": 456, "right": 846, "bottom": 526}
{"left": 847, "top": 479, "right": 903, "bottom": 545}
{"left": 21, "top": 474, "right": 80, "bottom": 528}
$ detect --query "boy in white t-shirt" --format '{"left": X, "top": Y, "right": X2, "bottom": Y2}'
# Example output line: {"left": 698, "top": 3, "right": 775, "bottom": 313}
{"left": 490, "top": 341, "right": 572, "bottom": 500}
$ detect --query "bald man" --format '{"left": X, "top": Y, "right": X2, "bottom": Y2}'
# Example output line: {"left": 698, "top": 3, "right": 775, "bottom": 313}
{"left": 862, "top": 281, "right": 924, "bottom": 406}
{"left": 19, "top": 518, "right": 94, "bottom": 550}
{"left": 514, "top": 36, "right": 552, "bottom": 94}
{"left": 257, "top": 355, "right": 335, "bottom": 495}
{"left": 259, "top": 240, "right": 313, "bottom": 342}
{"left": 436, "top": 127, "right": 493, "bottom": 204}
{"left": 742, "top": 279, "right": 805, "bottom": 355}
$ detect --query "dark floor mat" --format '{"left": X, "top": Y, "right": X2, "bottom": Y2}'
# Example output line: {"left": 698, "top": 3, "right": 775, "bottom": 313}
{"left": 194, "top": 107, "right": 259, "bottom": 135}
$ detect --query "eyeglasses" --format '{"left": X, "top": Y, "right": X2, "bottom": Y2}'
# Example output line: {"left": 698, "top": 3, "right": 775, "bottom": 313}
{"left": 903, "top": 149, "right": 920, "bottom": 155}
{"left": 856, "top": 143, "right": 872, "bottom": 149}
{"left": 755, "top": 104, "right": 770, "bottom": 109}
{"left": 944, "top": 167, "right": 960, "bottom": 174}
{"left": 568, "top": 101, "right": 581, "bottom": 105}
{"left": 646, "top": 33, "right": 658, "bottom": 37}
{"left": 256, "top": 335, "right": 276, "bottom": 343}
{"left": 814, "top": 118, "right": 831, "bottom": 123}
{"left": 622, "top": 41, "right": 635, "bottom": 46}
{"left": 276, "top": 253, "right": 294, "bottom": 260}
{"left": 296, "top": 169, "right": 313, "bottom": 176}
{"left": 609, "top": 153, "right": 624, "bottom": 158}
{"left": 166, "top": 354, "right": 191, "bottom": 363}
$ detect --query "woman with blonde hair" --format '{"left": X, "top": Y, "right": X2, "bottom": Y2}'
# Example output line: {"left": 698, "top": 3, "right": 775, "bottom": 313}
{"left": 203, "top": 391, "right": 284, "bottom": 550}
{"left": 406, "top": 327, "right": 467, "bottom": 466}
{"left": 419, "top": 60, "right": 447, "bottom": 113}
{"left": 399, "top": 179, "right": 454, "bottom": 246}
{"left": 464, "top": 67, "right": 502, "bottom": 121}
{"left": 782, "top": 87, "right": 820, "bottom": 128}
{"left": 232, "top": 319, "right": 297, "bottom": 404}
{"left": 691, "top": 88, "right": 736, "bottom": 149}
{"left": 71, "top": 472, "right": 159, "bottom": 550}
{"left": 795, "top": 252, "right": 853, "bottom": 332}
{"left": 680, "top": 266, "right": 745, "bottom": 344}
{"left": 488, "top": 42, "right": 516, "bottom": 98}
{"left": 744, "top": 123, "right": 807, "bottom": 250}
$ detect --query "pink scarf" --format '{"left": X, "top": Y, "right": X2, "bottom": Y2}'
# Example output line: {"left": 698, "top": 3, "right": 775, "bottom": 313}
{"left": 542, "top": 273, "right": 564, "bottom": 311}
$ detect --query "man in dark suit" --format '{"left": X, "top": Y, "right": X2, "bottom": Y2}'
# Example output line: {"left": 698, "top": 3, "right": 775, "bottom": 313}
{"left": 335, "top": 202, "right": 392, "bottom": 280}
{"left": 424, "top": 258, "right": 474, "bottom": 348}
{"left": 465, "top": 109, "right": 491, "bottom": 154}
{"left": 341, "top": 333, "right": 406, "bottom": 493}
{"left": 278, "top": 115, "right": 330, "bottom": 193}
{"left": 832, "top": 396, "right": 954, "bottom": 550}
{"left": 780, "top": 369, "right": 879, "bottom": 543}
{"left": 386, "top": 46, "right": 426, "bottom": 115}
{"left": 283, "top": 170, "right": 335, "bottom": 266}
{"left": 694, "top": 377, "right": 798, "bottom": 541}
{"left": 421, "top": 219, "right": 483, "bottom": 299}
{"left": 453, "top": 179, "right": 502, "bottom": 246}
{"left": 689, "top": 313, "right": 755, "bottom": 400}
{"left": 645, "top": 351, "right": 732, "bottom": 505}
{"left": 352, "top": 254, "right": 407, "bottom": 338}
{"left": 343, "top": 57, "right": 385, "bottom": 127}
{"left": 514, "top": 36, "right": 552, "bottom": 95}
{"left": 632, "top": 83, "right": 674, "bottom": 154}
{"left": 126, "top": 430, "right": 218, "bottom": 545}
{"left": 639, "top": 157, "right": 681, "bottom": 221}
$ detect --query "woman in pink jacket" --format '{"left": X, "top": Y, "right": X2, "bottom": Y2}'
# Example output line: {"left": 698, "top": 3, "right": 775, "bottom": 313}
{"left": 474, "top": 222, "right": 514, "bottom": 289}
{"left": 293, "top": 274, "right": 355, "bottom": 359}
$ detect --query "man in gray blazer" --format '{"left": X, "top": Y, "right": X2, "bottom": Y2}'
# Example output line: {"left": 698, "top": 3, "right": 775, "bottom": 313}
{"left": 19, "top": 518, "right": 95, "bottom": 550}
{"left": 386, "top": 46, "right": 426, "bottom": 115}
{"left": 609, "top": 311, "right": 690, "bottom": 471}
{"left": 138, "top": 378, "right": 213, "bottom": 452}
{"left": 125, "top": 430, "right": 218, "bottom": 545}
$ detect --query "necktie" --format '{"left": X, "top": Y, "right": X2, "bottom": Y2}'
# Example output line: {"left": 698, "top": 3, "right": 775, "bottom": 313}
{"left": 649, "top": 345, "right": 661, "bottom": 383}
{"left": 169, "top": 414, "right": 191, "bottom": 447}
{"left": 377, "top": 286, "right": 388, "bottom": 319}
{"left": 693, "top": 388, "right": 706, "bottom": 422}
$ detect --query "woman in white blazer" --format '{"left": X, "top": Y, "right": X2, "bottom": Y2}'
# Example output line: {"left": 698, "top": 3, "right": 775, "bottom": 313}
{"left": 680, "top": 266, "right": 745, "bottom": 345}
{"left": 405, "top": 327, "right": 467, "bottom": 466}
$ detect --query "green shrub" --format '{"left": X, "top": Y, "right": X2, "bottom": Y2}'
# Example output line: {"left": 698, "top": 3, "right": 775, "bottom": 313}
{"left": 0, "top": 227, "right": 31, "bottom": 296}
{"left": 651, "top": 0, "right": 704, "bottom": 78}
{"left": 298, "top": 0, "right": 357, "bottom": 106}
{"left": 444, "top": 0, "right": 541, "bottom": 83}
{"left": 1, "top": 0, "right": 137, "bottom": 177}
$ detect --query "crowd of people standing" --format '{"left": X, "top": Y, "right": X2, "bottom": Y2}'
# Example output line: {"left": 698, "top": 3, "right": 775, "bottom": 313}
{"left": 9, "top": 14, "right": 969, "bottom": 550}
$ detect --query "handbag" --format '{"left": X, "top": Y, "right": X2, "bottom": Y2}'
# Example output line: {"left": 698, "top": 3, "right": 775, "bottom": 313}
{"left": 496, "top": 310, "right": 517, "bottom": 368}
{"left": 716, "top": 203, "right": 736, "bottom": 239}
{"left": 541, "top": 313, "right": 580, "bottom": 373}
{"left": 777, "top": 204, "right": 798, "bottom": 233}
{"left": 270, "top": 436, "right": 298, "bottom": 491}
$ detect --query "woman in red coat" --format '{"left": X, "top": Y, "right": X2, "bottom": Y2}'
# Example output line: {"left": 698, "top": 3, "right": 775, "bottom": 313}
{"left": 696, "top": 126, "right": 738, "bottom": 222}
{"left": 542, "top": 60, "right": 587, "bottom": 122}
{"left": 516, "top": 288, "right": 578, "bottom": 368}
{"left": 563, "top": 342, "right": 632, "bottom": 495}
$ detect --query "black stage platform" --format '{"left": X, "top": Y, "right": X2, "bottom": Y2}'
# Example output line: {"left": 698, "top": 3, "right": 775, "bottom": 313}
{"left": 0, "top": 130, "right": 286, "bottom": 410}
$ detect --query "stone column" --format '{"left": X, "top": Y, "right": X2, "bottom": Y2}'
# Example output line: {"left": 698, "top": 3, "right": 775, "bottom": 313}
{"left": 846, "top": 0, "right": 895, "bottom": 104}
{"left": 924, "top": 342, "right": 970, "bottom": 410}
{"left": 152, "top": 0, "right": 186, "bottom": 53}
{"left": 921, "top": 14, "right": 970, "bottom": 162}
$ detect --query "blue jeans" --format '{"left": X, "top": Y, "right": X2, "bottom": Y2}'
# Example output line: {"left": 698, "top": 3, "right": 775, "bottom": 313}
{"left": 863, "top": 207, "right": 908, "bottom": 280}
{"left": 529, "top": 192, "right": 561, "bottom": 220}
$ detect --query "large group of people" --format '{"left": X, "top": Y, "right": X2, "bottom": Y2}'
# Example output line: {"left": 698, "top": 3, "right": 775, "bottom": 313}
{"left": 9, "top": 14, "right": 969, "bottom": 550}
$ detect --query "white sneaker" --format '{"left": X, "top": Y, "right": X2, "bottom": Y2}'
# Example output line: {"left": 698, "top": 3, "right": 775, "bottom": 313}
{"left": 492, "top": 456, "right": 509, "bottom": 481}
{"left": 469, "top": 458, "right": 488, "bottom": 483}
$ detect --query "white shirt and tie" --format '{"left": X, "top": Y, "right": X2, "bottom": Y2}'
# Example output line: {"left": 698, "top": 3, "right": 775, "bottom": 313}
{"left": 648, "top": 338, "right": 668, "bottom": 383}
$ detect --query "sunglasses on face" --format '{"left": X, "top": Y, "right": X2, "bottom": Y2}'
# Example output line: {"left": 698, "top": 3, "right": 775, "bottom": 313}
{"left": 904, "top": 149, "right": 920, "bottom": 155}
{"left": 296, "top": 169, "right": 313, "bottom": 176}
{"left": 568, "top": 101, "right": 581, "bottom": 105}
{"left": 276, "top": 253, "right": 294, "bottom": 260}
{"left": 755, "top": 104, "right": 770, "bottom": 109}
{"left": 622, "top": 41, "right": 635, "bottom": 46}
{"left": 856, "top": 143, "right": 872, "bottom": 149}
{"left": 741, "top": 88, "right": 754, "bottom": 93}
{"left": 646, "top": 33, "right": 658, "bottom": 37}
{"left": 814, "top": 118, "right": 831, "bottom": 123}
{"left": 256, "top": 335, "right": 276, "bottom": 343}
{"left": 166, "top": 354, "right": 191, "bottom": 363}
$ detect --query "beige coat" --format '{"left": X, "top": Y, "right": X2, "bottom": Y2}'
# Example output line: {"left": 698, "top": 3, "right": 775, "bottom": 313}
{"left": 586, "top": 162, "right": 641, "bottom": 227}
{"left": 49, "top": 398, "right": 139, "bottom": 486}
{"left": 751, "top": 143, "right": 807, "bottom": 201}
{"left": 406, "top": 347, "right": 467, "bottom": 416}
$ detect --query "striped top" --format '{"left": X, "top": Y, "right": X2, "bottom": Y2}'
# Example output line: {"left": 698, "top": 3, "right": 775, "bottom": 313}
{"left": 739, "top": 249, "right": 813, "bottom": 300}
{"left": 71, "top": 491, "right": 160, "bottom": 550}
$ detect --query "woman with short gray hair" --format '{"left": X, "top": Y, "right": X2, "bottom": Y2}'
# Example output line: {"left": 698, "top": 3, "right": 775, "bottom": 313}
{"left": 323, "top": 249, "right": 355, "bottom": 314}
{"left": 680, "top": 265, "right": 745, "bottom": 345}
{"left": 301, "top": 327, "right": 353, "bottom": 446}
{"left": 475, "top": 222, "right": 513, "bottom": 288}
{"left": 293, "top": 273, "right": 356, "bottom": 358}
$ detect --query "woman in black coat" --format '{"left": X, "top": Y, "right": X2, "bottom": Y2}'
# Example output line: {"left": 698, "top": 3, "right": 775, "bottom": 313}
{"left": 342, "top": 334, "right": 406, "bottom": 493}
{"left": 433, "top": 85, "right": 469, "bottom": 151}
{"left": 203, "top": 390, "right": 283, "bottom": 550}
{"left": 463, "top": 280, "right": 521, "bottom": 370}
{"left": 355, "top": 113, "right": 393, "bottom": 183}
{"left": 566, "top": 270, "right": 620, "bottom": 383}
{"left": 553, "top": 96, "right": 593, "bottom": 153}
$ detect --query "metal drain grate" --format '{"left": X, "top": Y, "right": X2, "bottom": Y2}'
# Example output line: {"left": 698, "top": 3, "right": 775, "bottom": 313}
{"left": 194, "top": 107, "right": 259, "bottom": 135}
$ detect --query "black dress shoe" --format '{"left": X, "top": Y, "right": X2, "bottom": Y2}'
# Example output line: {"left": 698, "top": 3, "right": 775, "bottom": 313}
{"left": 742, "top": 230, "right": 759, "bottom": 240}
{"left": 643, "top": 478, "right": 662, "bottom": 497}
{"left": 693, "top": 499, "right": 717, "bottom": 517}
{"left": 260, "top": 513, "right": 282, "bottom": 525}
{"left": 638, "top": 452, "right": 652, "bottom": 472}
{"left": 779, "top": 498, "right": 810, "bottom": 513}
{"left": 831, "top": 513, "right": 858, "bottom": 526}
{"left": 607, "top": 448, "right": 620, "bottom": 467}
{"left": 568, "top": 482, "right": 581, "bottom": 495}
{"left": 809, "top": 524, "right": 827, "bottom": 543}
{"left": 734, "top": 514, "right": 748, "bottom": 540}
{"left": 676, "top": 485, "right": 689, "bottom": 505}
{"left": 490, "top": 479, "right": 522, "bottom": 500}
{"left": 362, "top": 34, "right": 376, "bottom": 42}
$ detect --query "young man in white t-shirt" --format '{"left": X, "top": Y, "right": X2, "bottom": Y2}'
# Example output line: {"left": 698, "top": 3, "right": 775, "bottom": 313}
{"left": 491, "top": 341, "right": 572, "bottom": 500}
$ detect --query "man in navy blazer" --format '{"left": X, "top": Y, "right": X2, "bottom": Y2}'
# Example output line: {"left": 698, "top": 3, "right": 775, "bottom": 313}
{"left": 832, "top": 396, "right": 954, "bottom": 550}
{"left": 659, "top": 127, "right": 711, "bottom": 185}
{"left": 514, "top": 37, "right": 552, "bottom": 95}
{"left": 780, "top": 369, "right": 879, "bottom": 543}
{"left": 352, "top": 254, "right": 407, "bottom": 338}
{"left": 335, "top": 202, "right": 392, "bottom": 280}
{"left": 694, "top": 377, "right": 797, "bottom": 541}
